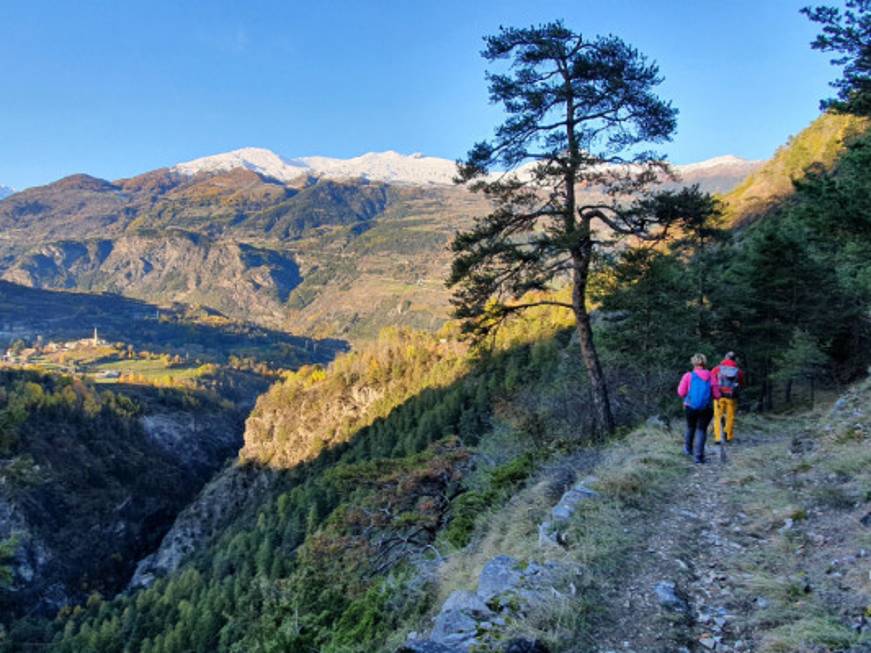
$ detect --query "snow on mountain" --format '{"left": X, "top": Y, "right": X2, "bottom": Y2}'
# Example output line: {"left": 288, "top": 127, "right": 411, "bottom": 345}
{"left": 174, "top": 148, "right": 456, "bottom": 185}
{"left": 0, "top": 185, "right": 14, "bottom": 200}
{"left": 675, "top": 155, "right": 760, "bottom": 174}
{"left": 300, "top": 151, "right": 457, "bottom": 185}
{"left": 173, "top": 147, "right": 310, "bottom": 183}
{"left": 174, "top": 148, "right": 758, "bottom": 188}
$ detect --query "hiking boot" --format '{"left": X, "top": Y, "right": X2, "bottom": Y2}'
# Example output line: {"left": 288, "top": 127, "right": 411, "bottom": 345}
{"left": 694, "top": 458, "right": 705, "bottom": 465}
{"left": 682, "top": 448, "right": 692, "bottom": 456}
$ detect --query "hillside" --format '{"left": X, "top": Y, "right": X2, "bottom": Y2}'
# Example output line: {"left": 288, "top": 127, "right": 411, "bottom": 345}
{"left": 399, "top": 381, "right": 871, "bottom": 653}
{"left": 0, "top": 107, "right": 861, "bottom": 651}
{"left": 0, "top": 283, "right": 344, "bottom": 621}
{"left": 0, "top": 369, "right": 252, "bottom": 619}
{"left": 11, "top": 303, "right": 868, "bottom": 652}
{"left": 2, "top": 235, "right": 302, "bottom": 326}
{"left": 721, "top": 112, "right": 869, "bottom": 225}
{"left": 0, "top": 280, "right": 343, "bottom": 368}
{"left": 0, "top": 153, "right": 757, "bottom": 341}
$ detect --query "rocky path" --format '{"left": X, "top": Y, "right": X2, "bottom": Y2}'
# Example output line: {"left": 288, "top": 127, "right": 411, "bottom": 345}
{"left": 594, "top": 432, "right": 774, "bottom": 653}
{"left": 402, "top": 394, "right": 870, "bottom": 653}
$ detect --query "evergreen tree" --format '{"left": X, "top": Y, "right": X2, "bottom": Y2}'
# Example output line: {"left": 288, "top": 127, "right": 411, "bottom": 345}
{"left": 773, "top": 328, "right": 830, "bottom": 404}
{"left": 802, "top": 0, "right": 871, "bottom": 115}
{"left": 595, "top": 247, "right": 697, "bottom": 413}
{"left": 720, "top": 218, "right": 842, "bottom": 408}
{"left": 450, "top": 20, "right": 706, "bottom": 434}
{"left": 666, "top": 190, "right": 726, "bottom": 338}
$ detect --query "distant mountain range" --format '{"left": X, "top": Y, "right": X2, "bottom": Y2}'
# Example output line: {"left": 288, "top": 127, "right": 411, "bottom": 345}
{"left": 172, "top": 147, "right": 761, "bottom": 191}
{"left": 0, "top": 185, "right": 13, "bottom": 199}
{"left": 0, "top": 148, "right": 763, "bottom": 341}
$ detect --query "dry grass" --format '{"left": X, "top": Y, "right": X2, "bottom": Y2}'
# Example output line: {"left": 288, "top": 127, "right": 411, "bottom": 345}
{"left": 718, "top": 381, "right": 871, "bottom": 651}
{"left": 419, "top": 381, "right": 871, "bottom": 651}
{"left": 428, "top": 423, "right": 691, "bottom": 651}
{"left": 757, "top": 616, "right": 861, "bottom": 653}
{"left": 435, "top": 477, "right": 555, "bottom": 604}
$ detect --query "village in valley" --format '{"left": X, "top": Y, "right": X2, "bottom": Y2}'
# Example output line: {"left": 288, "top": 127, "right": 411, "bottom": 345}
{"left": 0, "top": 325, "right": 212, "bottom": 387}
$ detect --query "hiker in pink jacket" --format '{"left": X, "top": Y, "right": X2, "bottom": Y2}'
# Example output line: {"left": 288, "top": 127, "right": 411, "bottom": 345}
{"left": 677, "top": 353, "right": 720, "bottom": 464}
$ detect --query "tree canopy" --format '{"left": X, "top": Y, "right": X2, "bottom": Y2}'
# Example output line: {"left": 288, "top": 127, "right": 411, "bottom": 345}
{"left": 803, "top": 0, "right": 871, "bottom": 115}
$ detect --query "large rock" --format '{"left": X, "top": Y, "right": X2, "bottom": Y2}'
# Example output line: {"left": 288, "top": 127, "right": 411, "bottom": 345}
{"left": 441, "top": 590, "right": 493, "bottom": 615}
{"left": 430, "top": 590, "right": 494, "bottom": 650}
{"left": 550, "top": 481, "right": 598, "bottom": 521}
{"left": 654, "top": 580, "right": 690, "bottom": 613}
{"left": 477, "top": 556, "right": 524, "bottom": 602}
{"left": 407, "top": 556, "right": 579, "bottom": 653}
{"left": 478, "top": 556, "right": 579, "bottom": 610}
{"left": 539, "top": 479, "right": 598, "bottom": 546}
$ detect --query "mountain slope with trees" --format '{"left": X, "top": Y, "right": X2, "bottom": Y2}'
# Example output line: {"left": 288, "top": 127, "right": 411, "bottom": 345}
{"left": 3, "top": 99, "right": 866, "bottom": 650}
{"left": 0, "top": 370, "right": 252, "bottom": 621}
{"left": 2, "top": 5, "right": 869, "bottom": 649}
{"left": 721, "top": 111, "right": 867, "bottom": 225}
{"left": 0, "top": 155, "right": 755, "bottom": 341}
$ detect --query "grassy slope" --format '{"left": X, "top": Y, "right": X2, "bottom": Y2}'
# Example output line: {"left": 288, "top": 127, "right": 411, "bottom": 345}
{"left": 418, "top": 382, "right": 870, "bottom": 652}
{"left": 721, "top": 112, "right": 869, "bottom": 226}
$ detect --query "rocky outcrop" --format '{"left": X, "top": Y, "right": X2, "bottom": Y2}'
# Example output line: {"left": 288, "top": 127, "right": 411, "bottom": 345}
{"left": 0, "top": 495, "right": 64, "bottom": 614}
{"left": 402, "top": 555, "right": 578, "bottom": 652}
{"left": 141, "top": 410, "right": 242, "bottom": 474}
{"left": 538, "top": 478, "right": 598, "bottom": 546}
{"left": 129, "top": 463, "right": 271, "bottom": 589}
{"left": 0, "top": 369, "right": 252, "bottom": 619}
{"left": 400, "top": 467, "right": 600, "bottom": 652}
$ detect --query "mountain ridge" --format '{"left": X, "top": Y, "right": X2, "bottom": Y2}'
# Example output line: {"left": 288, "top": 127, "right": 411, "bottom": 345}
{"left": 0, "top": 149, "right": 758, "bottom": 341}
{"left": 171, "top": 146, "right": 761, "bottom": 188}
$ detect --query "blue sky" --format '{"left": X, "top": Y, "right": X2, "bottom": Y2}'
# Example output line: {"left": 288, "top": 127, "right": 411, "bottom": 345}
{"left": 0, "top": 0, "right": 842, "bottom": 189}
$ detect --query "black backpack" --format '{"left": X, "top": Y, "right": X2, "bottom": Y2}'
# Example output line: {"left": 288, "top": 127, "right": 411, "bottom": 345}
{"left": 718, "top": 366, "right": 740, "bottom": 397}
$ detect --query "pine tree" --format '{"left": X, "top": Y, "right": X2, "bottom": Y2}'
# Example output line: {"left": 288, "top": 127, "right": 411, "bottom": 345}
{"left": 667, "top": 190, "right": 725, "bottom": 338}
{"left": 773, "top": 329, "right": 830, "bottom": 405}
{"left": 595, "top": 247, "right": 697, "bottom": 413}
{"left": 450, "top": 20, "right": 706, "bottom": 434}
{"left": 721, "top": 218, "right": 841, "bottom": 408}
{"left": 802, "top": 0, "right": 871, "bottom": 115}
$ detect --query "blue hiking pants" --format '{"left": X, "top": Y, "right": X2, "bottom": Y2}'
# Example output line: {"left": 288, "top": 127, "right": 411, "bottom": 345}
{"left": 684, "top": 405, "right": 713, "bottom": 463}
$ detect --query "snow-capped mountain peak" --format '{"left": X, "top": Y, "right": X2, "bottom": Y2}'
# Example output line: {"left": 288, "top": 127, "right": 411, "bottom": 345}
{"left": 173, "top": 148, "right": 457, "bottom": 185}
{"left": 299, "top": 151, "right": 457, "bottom": 184}
{"left": 173, "top": 147, "right": 310, "bottom": 183}
{"left": 675, "top": 155, "right": 759, "bottom": 174}
{"left": 173, "top": 149, "right": 759, "bottom": 188}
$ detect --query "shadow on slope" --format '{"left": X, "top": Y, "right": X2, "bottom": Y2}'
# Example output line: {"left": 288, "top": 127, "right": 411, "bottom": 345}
{"left": 0, "top": 370, "right": 253, "bottom": 622}
{"left": 34, "top": 314, "right": 642, "bottom": 653}
{"left": 0, "top": 280, "right": 347, "bottom": 367}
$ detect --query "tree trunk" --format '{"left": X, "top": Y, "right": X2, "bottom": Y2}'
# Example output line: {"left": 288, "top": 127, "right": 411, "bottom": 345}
{"left": 785, "top": 378, "right": 793, "bottom": 404}
{"left": 572, "top": 261, "right": 615, "bottom": 436}
{"left": 697, "top": 239, "right": 706, "bottom": 340}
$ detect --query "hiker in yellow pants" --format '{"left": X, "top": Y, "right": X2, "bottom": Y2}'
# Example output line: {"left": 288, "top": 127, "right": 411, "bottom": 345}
{"left": 713, "top": 397, "right": 737, "bottom": 442}
{"left": 711, "top": 352, "right": 743, "bottom": 443}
